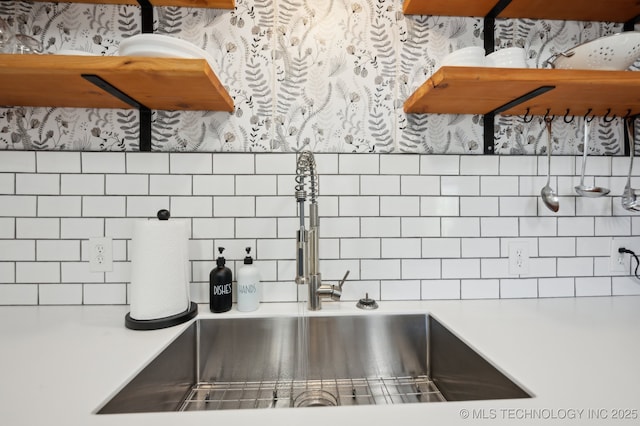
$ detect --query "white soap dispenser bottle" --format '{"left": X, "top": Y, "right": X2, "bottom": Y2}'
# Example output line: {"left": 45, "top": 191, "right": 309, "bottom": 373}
{"left": 237, "top": 247, "right": 261, "bottom": 312}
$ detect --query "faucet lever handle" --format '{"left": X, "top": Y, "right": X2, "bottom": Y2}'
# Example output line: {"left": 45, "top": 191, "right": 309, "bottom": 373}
{"left": 338, "top": 270, "right": 350, "bottom": 291}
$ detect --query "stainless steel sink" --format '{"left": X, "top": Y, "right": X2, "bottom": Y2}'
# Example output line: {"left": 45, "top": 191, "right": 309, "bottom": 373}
{"left": 97, "top": 314, "right": 530, "bottom": 413}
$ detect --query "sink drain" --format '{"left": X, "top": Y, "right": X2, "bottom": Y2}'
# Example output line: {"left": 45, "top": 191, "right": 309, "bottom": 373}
{"left": 293, "top": 390, "right": 338, "bottom": 407}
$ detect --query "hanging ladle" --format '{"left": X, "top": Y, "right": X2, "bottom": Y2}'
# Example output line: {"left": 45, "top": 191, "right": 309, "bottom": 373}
{"left": 574, "top": 118, "right": 610, "bottom": 197}
{"left": 622, "top": 117, "right": 640, "bottom": 211}
{"left": 541, "top": 117, "right": 560, "bottom": 212}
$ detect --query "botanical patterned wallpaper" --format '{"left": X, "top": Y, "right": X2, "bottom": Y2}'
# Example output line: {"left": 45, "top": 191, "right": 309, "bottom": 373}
{"left": 0, "top": 0, "right": 637, "bottom": 154}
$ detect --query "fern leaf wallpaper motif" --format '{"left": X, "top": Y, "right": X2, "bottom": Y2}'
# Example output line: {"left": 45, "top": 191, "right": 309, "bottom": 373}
{"left": 0, "top": 0, "right": 637, "bottom": 154}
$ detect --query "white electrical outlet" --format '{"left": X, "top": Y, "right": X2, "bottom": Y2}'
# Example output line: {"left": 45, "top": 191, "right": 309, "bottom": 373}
{"left": 89, "top": 237, "right": 113, "bottom": 272}
{"left": 610, "top": 237, "right": 632, "bottom": 273}
{"left": 508, "top": 242, "right": 530, "bottom": 275}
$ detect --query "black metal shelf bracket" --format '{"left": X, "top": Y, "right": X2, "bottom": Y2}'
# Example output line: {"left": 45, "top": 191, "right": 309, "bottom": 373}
{"left": 624, "top": 14, "right": 640, "bottom": 31}
{"left": 483, "top": 86, "right": 556, "bottom": 154}
{"left": 484, "top": 0, "right": 513, "bottom": 54}
{"left": 81, "top": 74, "right": 152, "bottom": 152}
{"left": 137, "top": 0, "right": 154, "bottom": 34}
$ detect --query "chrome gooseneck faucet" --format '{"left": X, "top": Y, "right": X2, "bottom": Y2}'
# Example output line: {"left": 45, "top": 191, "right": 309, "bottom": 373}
{"left": 295, "top": 151, "right": 349, "bottom": 310}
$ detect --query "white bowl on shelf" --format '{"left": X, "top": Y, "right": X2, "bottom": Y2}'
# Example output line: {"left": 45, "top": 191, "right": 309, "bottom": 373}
{"left": 544, "top": 31, "right": 640, "bottom": 70}
{"left": 441, "top": 46, "right": 486, "bottom": 67}
{"left": 118, "top": 34, "right": 216, "bottom": 69}
{"left": 485, "top": 47, "right": 527, "bottom": 68}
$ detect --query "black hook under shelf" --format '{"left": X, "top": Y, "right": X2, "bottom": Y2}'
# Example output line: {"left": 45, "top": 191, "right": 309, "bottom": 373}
{"left": 81, "top": 74, "right": 152, "bottom": 152}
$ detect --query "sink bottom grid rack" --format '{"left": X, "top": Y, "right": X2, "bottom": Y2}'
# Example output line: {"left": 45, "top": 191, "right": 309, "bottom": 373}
{"left": 178, "top": 375, "right": 445, "bottom": 410}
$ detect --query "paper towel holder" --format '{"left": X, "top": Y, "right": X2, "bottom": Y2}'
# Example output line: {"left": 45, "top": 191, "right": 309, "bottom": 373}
{"left": 125, "top": 209, "right": 198, "bottom": 331}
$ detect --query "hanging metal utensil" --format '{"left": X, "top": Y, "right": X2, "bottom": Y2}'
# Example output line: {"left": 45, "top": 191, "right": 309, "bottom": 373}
{"left": 575, "top": 118, "right": 610, "bottom": 197}
{"left": 622, "top": 117, "right": 640, "bottom": 211}
{"left": 541, "top": 117, "right": 560, "bottom": 212}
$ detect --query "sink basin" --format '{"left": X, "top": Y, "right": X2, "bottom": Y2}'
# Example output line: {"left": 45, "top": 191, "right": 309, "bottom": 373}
{"left": 98, "top": 314, "right": 530, "bottom": 413}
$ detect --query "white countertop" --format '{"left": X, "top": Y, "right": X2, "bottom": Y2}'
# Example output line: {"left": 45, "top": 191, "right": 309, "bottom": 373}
{"left": 1, "top": 297, "right": 640, "bottom": 425}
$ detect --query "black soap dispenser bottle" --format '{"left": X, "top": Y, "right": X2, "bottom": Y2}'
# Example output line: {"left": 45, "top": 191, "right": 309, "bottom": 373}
{"left": 210, "top": 247, "right": 233, "bottom": 313}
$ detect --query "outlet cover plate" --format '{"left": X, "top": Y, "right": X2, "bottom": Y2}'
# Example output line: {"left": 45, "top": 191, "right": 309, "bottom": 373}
{"left": 610, "top": 237, "right": 632, "bottom": 273}
{"left": 89, "top": 237, "right": 113, "bottom": 272}
{"left": 508, "top": 241, "right": 530, "bottom": 275}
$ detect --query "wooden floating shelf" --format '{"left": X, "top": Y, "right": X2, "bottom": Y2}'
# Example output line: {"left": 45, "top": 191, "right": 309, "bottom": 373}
{"left": 403, "top": 66, "right": 640, "bottom": 118}
{"left": 29, "top": 0, "right": 235, "bottom": 8}
{"left": 0, "top": 54, "right": 234, "bottom": 112}
{"left": 402, "top": 0, "right": 640, "bottom": 23}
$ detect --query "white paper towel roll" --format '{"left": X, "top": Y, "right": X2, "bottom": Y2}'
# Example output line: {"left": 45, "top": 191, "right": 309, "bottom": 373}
{"left": 129, "top": 219, "right": 191, "bottom": 320}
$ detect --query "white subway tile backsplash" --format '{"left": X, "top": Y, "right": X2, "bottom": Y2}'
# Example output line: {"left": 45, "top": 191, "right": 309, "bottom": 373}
{"left": 422, "top": 238, "right": 460, "bottom": 258}
{"left": 401, "top": 217, "right": 440, "bottom": 238}
{"left": 16, "top": 262, "right": 60, "bottom": 283}
{"left": 421, "top": 156, "right": 458, "bottom": 175}
{"left": 481, "top": 217, "right": 519, "bottom": 237}
{"left": 441, "top": 176, "right": 479, "bottom": 196}
{"left": 382, "top": 238, "right": 421, "bottom": 259}
{"left": 82, "top": 153, "right": 125, "bottom": 173}
{"left": 0, "top": 218, "right": 15, "bottom": 238}
{"left": 442, "top": 217, "right": 479, "bottom": 237}
{"left": 37, "top": 241, "right": 79, "bottom": 261}
{"left": 361, "top": 175, "right": 400, "bottom": 195}
{"left": 339, "top": 196, "right": 379, "bottom": 217}
{"left": 320, "top": 217, "right": 360, "bottom": 238}
{"left": 380, "top": 155, "right": 419, "bottom": 175}
{"left": 38, "top": 196, "right": 81, "bottom": 217}
{"left": 462, "top": 238, "right": 499, "bottom": 258}
{"left": 500, "top": 278, "right": 538, "bottom": 298}
{"left": 83, "top": 196, "right": 126, "bottom": 217}
{"left": 339, "top": 154, "right": 379, "bottom": 175}
{"left": 0, "top": 151, "right": 35, "bottom": 172}
{"left": 16, "top": 218, "right": 59, "bottom": 239}
{"left": 255, "top": 154, "right": 296, "bottom": 174}
{"left": 401, "top": 259, "right": 441, "bottom": 279}
{"left": 340, "top": 238, "right": 380, "bottom": 259}
{"left": 460, "top": 156, "right": 498, "bottom": 175}
{"left": 83, "top": 283, "right": 127, "bottom": 305}
{"left": 1, "top": 196, "right": 37, "bottom": 217}
{"left": 480, "top": 176, "right": 518, "bottom": 196}
{"left": 16, "top": 174, "right": 59, "bottom": 195}
{"left": 421, "top": 196, "right": 459, "bottom": 216}
{"left": 500, "top": 156, "right": 537, "bottom": 176}
{"left": 461, "top": 279, "right": 499, "bottom": 299}
{"left": 362, "top": 217, "right": 401, "bottom": 238}
{"left": 380, "top": 196, "right": 419, "bottom": 216}
{"left": 126, "top": 196, "right": 170, "bottom": 218}
{"left": 236, "top": 175, "right": 277, "bottom": 195}
{"left": 538, "top": 278, "right": 575, "bottom": 298}
{"left": 0, "top": 284, "right": 37, "bottom": 305}
{"left": 400, "top": 176, "right": 440, "bottom": 195}
{"left": 127, "top": 153, "right": 169, "bottom": 174}
{"left": 442, "top": 258, "right": 480, "bottom": 279}
{"left": 421, "top": 280, "right": 460, "bottom": 300}
{"left": 213, "top": 154, "right": 254, "bottom": 174}
{"left": 0, "top": 240, "right": 35, "bottom": 261}
{"left": 0, "top": 263, "right": 15, "bottom": 283}
{"left": 460, "top": 196, "right": 498, "bottom": 217}
{"left": 381, "top": 280, "right": 420, "bottom": 300}
{"left": 361, "top": 259, "right": 400, "bottom": 280}
{"left": 106, "top": 175, "right": 148, "bottom": 195}
{"left": 172, "top": 196, "right": 214, "bottom": 217}
{"left": 538, "top": 237, "right": 575, "bottom": 257}
{"left": 1, "top": 152, "right": 636, "bottom": 306}
{"left": 322, "top": 175, "right": 360, "bottom": 195}
{"left": 39, "top": 284, "right": 82, "bottom": 305}
{"left": 595, "top": 217, "right": 631, "bottom": 236}
{"left": 37, "top": 152, "right": 81, "bottom": 173}
{"left": 235, "top": 218, "right": 277, "bottom": 238}
{"left": 0, "top": 173, "right": 14, "bottom": 194}
{"left": 558, "top": 257, "right": 594, "bottom": 277}
{"left": 558, "top": 217, "right": 594, "bottom": 236}
{"left": 61, "top": 174, "right": 104, "bottom": 195}
{"left": 170, "top": 153, "right": 212, "bottom": 174}
{"left": 150, "top": 175, "right": 192, "bottom": 195}
{"left": 575, "top": 277, "right": 611, "bottom": 296}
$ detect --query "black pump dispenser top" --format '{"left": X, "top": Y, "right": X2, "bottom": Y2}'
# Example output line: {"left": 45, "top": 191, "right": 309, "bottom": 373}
{"left": 244, "top": 247, "right": 253, "bottom": 265}
{"left": 216, "top": 247, "right": 226, "bottom": 268}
